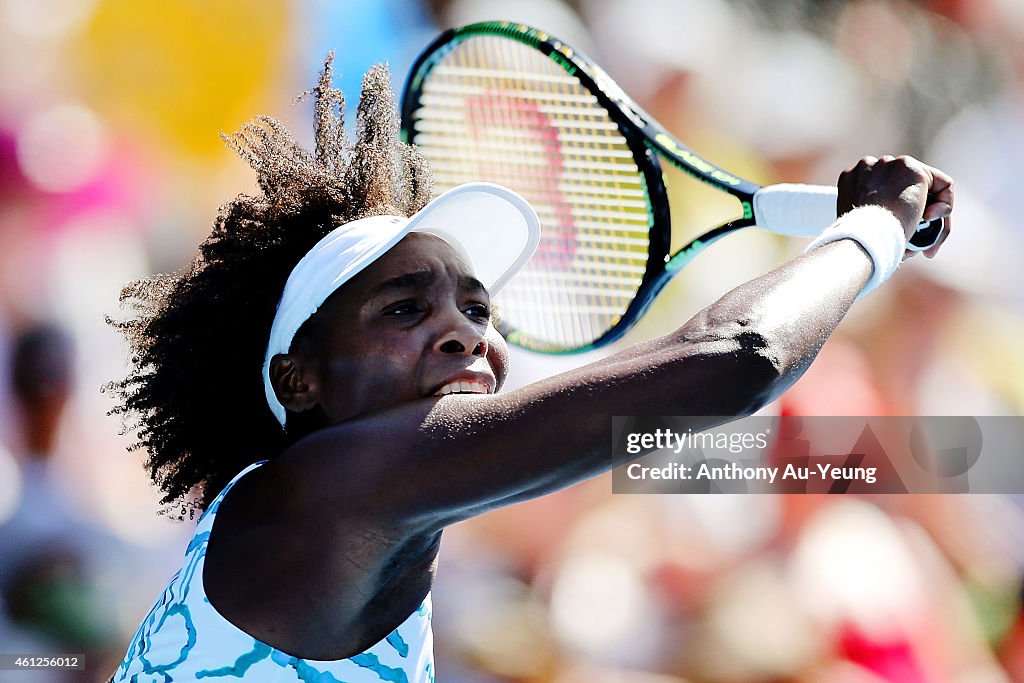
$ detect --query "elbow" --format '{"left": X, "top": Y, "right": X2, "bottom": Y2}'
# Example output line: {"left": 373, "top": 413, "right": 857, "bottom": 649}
{"left": 668, "top": 275, "right": 845, "bottom": 417}
{"left": 675, "top": 315, "right": 787, "bottom": 418}
{"left": 730, "top": 329, "right": 787, "bottom": 416}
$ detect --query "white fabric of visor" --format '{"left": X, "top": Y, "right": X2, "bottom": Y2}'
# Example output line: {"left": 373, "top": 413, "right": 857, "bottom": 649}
{"left": 262, "top": 183, "right": 540, "bottom": 426}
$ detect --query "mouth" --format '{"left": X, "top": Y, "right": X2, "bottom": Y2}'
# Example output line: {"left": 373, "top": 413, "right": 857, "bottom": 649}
{"left": 432, "top": 377, "right": 493, "bottom": 397}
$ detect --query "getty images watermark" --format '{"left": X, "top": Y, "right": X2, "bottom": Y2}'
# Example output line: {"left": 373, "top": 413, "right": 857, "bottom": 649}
{"left": 611, "top": 416, "right": 1022, "bottom": 494}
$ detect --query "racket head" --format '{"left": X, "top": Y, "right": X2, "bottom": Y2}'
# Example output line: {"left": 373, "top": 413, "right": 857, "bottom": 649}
{"left": 401, "top": 22, "right": 672, "bottom": 353}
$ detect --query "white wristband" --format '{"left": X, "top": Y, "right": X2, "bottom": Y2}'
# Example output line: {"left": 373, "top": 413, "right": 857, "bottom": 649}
{"left": 804, "top": 205, "right": 906, "bottom": 299}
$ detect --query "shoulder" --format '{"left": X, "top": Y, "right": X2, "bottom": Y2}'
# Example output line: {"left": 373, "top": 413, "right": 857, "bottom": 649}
{"left": 201, "top": 440, "right": 439, "bottom": 657}
{"left": 262, "top": 402, "right": 449, "bottom": 519}
{"left": 212, "top": 412, "right": 429, "bottom": 534}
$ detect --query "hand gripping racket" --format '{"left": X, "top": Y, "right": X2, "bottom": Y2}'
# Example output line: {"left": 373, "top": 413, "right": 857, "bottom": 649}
{"left": 400, "top": 21, "right": 944, "bottom": 354}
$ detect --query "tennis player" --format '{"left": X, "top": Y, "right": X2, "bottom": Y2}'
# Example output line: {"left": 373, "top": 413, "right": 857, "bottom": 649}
{"left": 111, "top": 58, "right": 953, "bottom": 682}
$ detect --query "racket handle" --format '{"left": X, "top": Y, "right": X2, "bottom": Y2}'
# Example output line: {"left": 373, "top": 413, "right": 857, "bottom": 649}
{"left": 753, "top": 183, "right": 943, "bottom": 250}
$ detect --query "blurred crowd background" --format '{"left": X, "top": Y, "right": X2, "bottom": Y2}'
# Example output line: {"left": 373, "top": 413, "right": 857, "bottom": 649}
{"left": 1, "top": 0, "right": 1024, "bottom": 680}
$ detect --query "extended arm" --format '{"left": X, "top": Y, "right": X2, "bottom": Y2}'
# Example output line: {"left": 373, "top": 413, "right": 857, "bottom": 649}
{"left": 273, "top": 156, "right": 953, "bottom": 530}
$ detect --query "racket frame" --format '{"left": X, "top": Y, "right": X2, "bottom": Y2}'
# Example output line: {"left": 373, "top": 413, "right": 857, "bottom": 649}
{"left": 403, "top": 21, "right": 765, "bottom": 351}
{"left": 401, "top": 21, "right": 938, "bottom": 353}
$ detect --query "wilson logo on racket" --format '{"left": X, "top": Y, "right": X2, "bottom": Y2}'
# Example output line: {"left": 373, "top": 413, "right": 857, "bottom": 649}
{"left": 402, "top": 21, "right": 946, "bottom": 354}
{"left": 466, "top": 92, "right": 577, "bottom": 270}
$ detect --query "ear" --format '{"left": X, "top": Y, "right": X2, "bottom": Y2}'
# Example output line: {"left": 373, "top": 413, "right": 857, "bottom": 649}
{"left": 268, "top": 353, "right": 320, "bottom": 414}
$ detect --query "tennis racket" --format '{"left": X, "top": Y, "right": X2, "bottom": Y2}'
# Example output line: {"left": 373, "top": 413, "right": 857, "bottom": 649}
{"left": 400, "top": 21, "right": 944, "bottom": 354}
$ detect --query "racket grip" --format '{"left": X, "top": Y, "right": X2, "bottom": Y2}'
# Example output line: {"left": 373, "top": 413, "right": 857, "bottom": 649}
{"left": 753, "top": 183, "right": 943, "bottom": 250}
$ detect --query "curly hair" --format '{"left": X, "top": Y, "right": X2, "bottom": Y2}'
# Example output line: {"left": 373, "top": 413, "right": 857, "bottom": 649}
{"left": 107, "top": 55, "right": 433, "bottom": 510}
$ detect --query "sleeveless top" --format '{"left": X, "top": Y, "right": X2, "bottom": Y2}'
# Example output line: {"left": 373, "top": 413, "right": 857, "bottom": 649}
{"left": 114, "top": 461, "right": 435, "bottom": 682}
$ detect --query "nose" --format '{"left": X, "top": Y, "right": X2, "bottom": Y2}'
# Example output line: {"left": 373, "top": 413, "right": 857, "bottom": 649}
{"left": 434, "top": 312, "right": 488, "bottom": 357}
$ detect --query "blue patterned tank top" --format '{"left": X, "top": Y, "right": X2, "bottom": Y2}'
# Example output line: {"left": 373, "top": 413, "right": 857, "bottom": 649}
{"left": 115, "top": 461, "right": 434, "bottom": 682}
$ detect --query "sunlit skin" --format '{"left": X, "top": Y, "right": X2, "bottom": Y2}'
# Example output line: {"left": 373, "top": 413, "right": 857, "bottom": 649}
{"left": 203, "top": 155, "right": 954, "bottom": 661}
{"left": 208, "top": 234, "right": 515, "bottom": 660}
{"left": 270, "top": 233, "right": 511, "bottom": 428}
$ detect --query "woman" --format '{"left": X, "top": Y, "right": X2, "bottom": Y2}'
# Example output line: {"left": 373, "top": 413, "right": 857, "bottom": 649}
{"left": 111, "top": 56, "right": 952, "bottom": 682}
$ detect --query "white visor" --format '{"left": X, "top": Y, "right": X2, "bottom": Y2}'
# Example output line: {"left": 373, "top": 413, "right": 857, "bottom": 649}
{"left": 263, "top": 182, "right": 540, "bottom": 426}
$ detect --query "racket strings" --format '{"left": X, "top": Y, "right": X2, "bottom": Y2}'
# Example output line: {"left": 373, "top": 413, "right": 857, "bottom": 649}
{"left": 409, "top": 35, "right": 652, "bottom": 350}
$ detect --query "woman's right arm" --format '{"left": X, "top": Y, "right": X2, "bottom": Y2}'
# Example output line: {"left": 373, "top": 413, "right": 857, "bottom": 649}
{"left": 274, "top": 155, "right": 954, "bottom": 530}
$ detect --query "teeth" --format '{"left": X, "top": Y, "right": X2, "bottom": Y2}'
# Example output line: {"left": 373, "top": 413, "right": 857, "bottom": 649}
{"left": 434, "top": 380, "right": 489, "bottom": 396}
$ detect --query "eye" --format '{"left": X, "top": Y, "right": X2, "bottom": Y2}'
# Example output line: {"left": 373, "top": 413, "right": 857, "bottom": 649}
{"left": 382, "top": 300, "right": 423, "bottom": 317}
{"left": 464, "top": 302, "right": 491, "bottom": 321}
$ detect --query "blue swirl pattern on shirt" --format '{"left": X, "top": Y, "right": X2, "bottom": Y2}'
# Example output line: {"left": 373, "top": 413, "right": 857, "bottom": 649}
{"left": 114, "top": 462, "right": 433, "bottom": 682}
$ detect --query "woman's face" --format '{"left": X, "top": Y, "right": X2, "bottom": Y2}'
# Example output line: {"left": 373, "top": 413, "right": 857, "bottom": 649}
{"left": 282, "top": 232, "right": 510, "bottom": 425}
